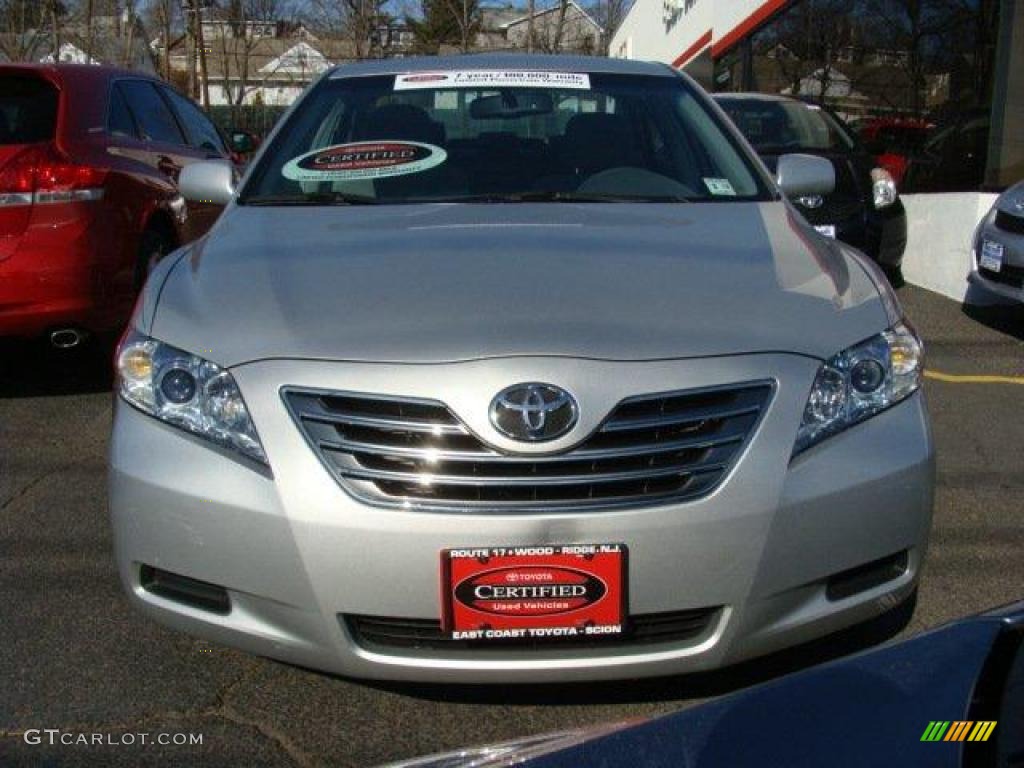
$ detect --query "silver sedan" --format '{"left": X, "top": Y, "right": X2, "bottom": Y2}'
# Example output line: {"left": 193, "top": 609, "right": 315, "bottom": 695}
{"left": 109, "top": 54, "right": 933, "bottom": 683}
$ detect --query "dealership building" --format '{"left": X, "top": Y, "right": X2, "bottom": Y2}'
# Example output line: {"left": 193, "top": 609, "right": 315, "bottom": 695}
{"left": 610, "top": 0, "right": 1023, "bottom": 302}
{"left": 610, "top": 0, "right": 1022, "bottom": 191}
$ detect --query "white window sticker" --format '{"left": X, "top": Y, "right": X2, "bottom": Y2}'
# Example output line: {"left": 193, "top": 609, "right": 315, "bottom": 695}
{"left": 395, "top": 71, "right": 590, "bottom": 91}
{"left": 980, "top": 239, "right": 1004, "bottom": 272}
{"left": 703, "top": 178, "right": 736, "bottom": 196}
{"left": 281, "top": 141, "right": 447, "bottom": 182}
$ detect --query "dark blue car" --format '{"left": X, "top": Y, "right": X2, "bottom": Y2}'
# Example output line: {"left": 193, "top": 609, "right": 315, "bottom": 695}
{"left": 385, "top": 601, "right": 1024, "bottom": 767}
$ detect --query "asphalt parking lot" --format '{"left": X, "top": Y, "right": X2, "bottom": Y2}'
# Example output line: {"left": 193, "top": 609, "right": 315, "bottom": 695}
{"left": 1, "top": 285, "right": 1022, "bottom": 768}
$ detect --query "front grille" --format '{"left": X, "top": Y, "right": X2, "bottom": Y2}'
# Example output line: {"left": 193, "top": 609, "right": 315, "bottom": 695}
{"left": 995, "top": 210, "right": 1024, "bottom": 235}
{"left": 344, "top": 607, "right": 721, "bottom": 652}
{"left": 284, "top": 382, "right": 772, "bottom": 511}
{"left": 980, "top": 262, "right": 1024, "bottom": 289}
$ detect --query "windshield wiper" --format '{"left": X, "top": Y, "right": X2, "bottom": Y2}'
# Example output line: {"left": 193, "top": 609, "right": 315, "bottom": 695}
{"left": 240, "top": 191, "right": 380, "bottom": 206}
{"left": 431, "top": 191, "right": 692, "bottom": 204}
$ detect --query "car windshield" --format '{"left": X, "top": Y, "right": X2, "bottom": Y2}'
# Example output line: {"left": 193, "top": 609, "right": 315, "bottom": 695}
{"left": 239, "top": 71, "right": 771, "bottom": 205}
{"left": 716, "top": 98, "right": 854, "bottom": 155}
{"left": 0, "top": 74, "right": 58, "bottom": 145}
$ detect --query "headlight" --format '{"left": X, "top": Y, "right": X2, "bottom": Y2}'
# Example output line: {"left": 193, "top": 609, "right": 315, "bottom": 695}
{"left": 794, "top": 321, "right": 923, "bottom": 455}
{"left": 116, "top": 330, "right": 267, "bottom": 465}
{"left": 871, "top": 168, "right": 898, "bottom": 209}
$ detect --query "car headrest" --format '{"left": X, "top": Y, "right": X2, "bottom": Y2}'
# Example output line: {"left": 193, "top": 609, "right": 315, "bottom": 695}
{"left": 563, "top": 113, "right": 642, "bottom": 173}
{"left": 355, "top": 104, "right": 445, "bottom": 146}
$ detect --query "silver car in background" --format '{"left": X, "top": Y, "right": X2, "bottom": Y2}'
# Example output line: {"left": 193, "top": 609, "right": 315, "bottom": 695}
{"left": 970, "top": 180, "right": 1024, "bottom": 303}
{"left": 109, "top": 55, "right": 933, "bottom": 683}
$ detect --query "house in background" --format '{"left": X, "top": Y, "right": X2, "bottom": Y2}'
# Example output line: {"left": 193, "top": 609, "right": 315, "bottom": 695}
{"left": 476, "top": 2, "right": 602, "bottom": 53}
{"left": 0, "top": 12, "right": 156, "bottom": 71}
{"left": 166, "top": 35, "right": 357, "bottom": 106}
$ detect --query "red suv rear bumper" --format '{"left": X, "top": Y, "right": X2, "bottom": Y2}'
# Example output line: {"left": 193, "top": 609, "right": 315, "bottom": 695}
{"left": 0, "top": 200, "right": 132, "bottom": 339}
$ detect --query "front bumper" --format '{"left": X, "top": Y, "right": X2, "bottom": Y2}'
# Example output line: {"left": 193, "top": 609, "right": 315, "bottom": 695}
{"left": 109, "top": 354, "right": 934, "bottom": 683}
{"left": 864, "top": 200, "right": 908, "bottom": 269}
{"left": 967, "top": 217, "right": 1024, "bottom": 303}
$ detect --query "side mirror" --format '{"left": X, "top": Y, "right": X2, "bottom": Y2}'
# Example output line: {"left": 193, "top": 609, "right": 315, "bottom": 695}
{"left": 776, "top": 153, "right": 836, "bottom": 198}
{"left": 179, "top": 159, "right": 235, "bottom": 206}
{"left": 229, "top": 130, "right": 257, "bottom": 154}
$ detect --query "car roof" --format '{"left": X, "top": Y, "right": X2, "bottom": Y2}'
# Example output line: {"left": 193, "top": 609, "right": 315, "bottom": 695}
{"left": 0, "top": 62, "right": 158, "bottom": 83}
{"left": 328, "top": 53, "right": 675, "bottom": 80}
{"left": 1, "top": 63, "right": 167, "bottom": 140}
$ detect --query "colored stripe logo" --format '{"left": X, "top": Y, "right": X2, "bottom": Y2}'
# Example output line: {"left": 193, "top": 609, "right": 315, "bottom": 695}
{"left": 921, "top": 721, "right": 997, "bottom": 742}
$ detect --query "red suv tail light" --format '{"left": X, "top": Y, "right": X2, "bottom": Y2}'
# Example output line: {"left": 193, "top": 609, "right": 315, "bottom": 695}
{"left": 0, "top": 144, "right": 106, "bottom": 208}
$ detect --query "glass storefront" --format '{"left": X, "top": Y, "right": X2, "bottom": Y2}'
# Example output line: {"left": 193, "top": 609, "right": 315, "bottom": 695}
{"left": 712, "top": 0, "right": 1022, "bottom": 192}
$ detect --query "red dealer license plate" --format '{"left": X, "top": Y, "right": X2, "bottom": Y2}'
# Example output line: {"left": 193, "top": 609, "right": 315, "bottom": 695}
{"left": 441, "top": 544, "right": 626, "bottom": 642}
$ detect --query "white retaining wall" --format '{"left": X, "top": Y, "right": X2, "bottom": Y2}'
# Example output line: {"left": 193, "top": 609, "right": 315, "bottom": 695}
{"left": 900, "top": 192, "right": 1000, "bottom": 304}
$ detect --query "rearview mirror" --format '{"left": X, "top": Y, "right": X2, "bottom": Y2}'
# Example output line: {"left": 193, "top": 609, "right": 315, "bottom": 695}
{"left": 179, "top": 159, "right": 235, "bottom": 206}
{"left": 776, "top": 154, "right": 836, "bottom": 198}
{"left": 470, "top": 91, "right": 553, "bottom": 120}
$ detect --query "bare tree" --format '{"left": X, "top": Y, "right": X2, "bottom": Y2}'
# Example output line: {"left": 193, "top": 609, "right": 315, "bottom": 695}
{"left": 209, "top": 0, "right": 300, "bottom": 111}
{"left": 312, "top": 0, "right": 384, "bottom": 58}
{"left": 439, "top": 0, "right": 478, "bottom": 52}
{"left": 757, "top": 0, "right": 856, "bottom": 104}
{"left": 0, "top": 0, "right": 52, "bottom": 60}
{"left": 862, "top": 0, "right": 997, "bottom": 115}
{"left": 146, "top": 0, "right": 179, "bottom": 80}
{"left": 47, "top": 0, "right": 62, "bottom": 56}
{"left": 122, "top": 0, "right": 139, "bottom": 68}
{"left": 525, "top": 0, "right": 597, "bottom": 54}
{"left": 591, "top": 0, "right": 629, "bottom": 54}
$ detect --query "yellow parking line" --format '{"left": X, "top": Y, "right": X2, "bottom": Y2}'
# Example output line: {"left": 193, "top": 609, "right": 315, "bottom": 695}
{"left": 925, "top": 370, "right": 1024, "bottom": 385}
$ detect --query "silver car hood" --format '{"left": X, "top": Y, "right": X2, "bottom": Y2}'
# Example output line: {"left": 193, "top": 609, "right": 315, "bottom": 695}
{"left": 149, "top": 202, "right": 889, "bottom": 366}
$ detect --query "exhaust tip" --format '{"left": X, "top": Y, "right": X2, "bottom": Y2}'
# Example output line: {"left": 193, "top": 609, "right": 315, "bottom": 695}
{"left": 49, "top": 328, "right": 85, "bottom": 349}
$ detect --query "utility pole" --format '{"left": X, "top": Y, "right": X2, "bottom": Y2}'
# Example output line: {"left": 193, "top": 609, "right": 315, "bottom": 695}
{"left": 195, "top": 2, "right": 210, "bottom": 106}
{"left": 49, "top": 0, "right": 61, "bottom": 60}
{"left": 162, "top": 1, "right": 172, "bottom": 81}
{"left": 184, "top": 0, "right": 197, "bottom": 98}
{"left": 527, "top": 0, "right": 534, "bottom": 52}
{"left": 85, "top": 0, "right": 94, "bottom": 61}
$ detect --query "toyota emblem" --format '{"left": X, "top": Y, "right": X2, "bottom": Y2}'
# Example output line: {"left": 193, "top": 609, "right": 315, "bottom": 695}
{"left": 489, "top": 383, "right": 578, "bottom": 442}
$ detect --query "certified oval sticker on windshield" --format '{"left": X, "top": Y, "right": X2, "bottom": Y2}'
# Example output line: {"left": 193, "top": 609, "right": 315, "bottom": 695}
{"left": 441, "top": 544, "right": 626, "bottom": 641}
{"left": 281, "top": 141, "right": 447, "bottom": 182}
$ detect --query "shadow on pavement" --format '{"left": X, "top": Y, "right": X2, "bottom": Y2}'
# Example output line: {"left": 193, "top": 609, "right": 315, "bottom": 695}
{"left": 334, "top": 591, "right": 918, "bottom": 707}
{"left": 0, "top": 336, "right": 116, "bottom": 398}
{"left": 961, "top": 301, "right": 1024, "bottom": 342}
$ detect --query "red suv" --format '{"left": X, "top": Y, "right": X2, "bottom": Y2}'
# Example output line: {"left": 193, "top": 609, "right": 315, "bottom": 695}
{"left": 1, "top": 64, "right": 232, "bottom": 347}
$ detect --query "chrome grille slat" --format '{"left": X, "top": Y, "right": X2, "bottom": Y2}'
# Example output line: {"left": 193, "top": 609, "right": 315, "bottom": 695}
{"left": 314, "top": 424, "right": 747, "bottom": 463}
{"left": 601, "top": 403, "right": 761, "bottom": 432}
{"left": 333, "top": 460, "right": 728, "bottom": 487}
{"left": 284, "top": 382, "right": 773, "bottom": 511}
{"left": 290, "top": 393, "right": 468, "bottom": 435}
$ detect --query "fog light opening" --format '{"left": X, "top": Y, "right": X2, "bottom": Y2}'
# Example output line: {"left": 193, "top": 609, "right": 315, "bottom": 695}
{"left": 825, "top": 551, "right": 909, "bottom": 602}
{"left": 140, "top": 565, "right": 231, "bottom": 615}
